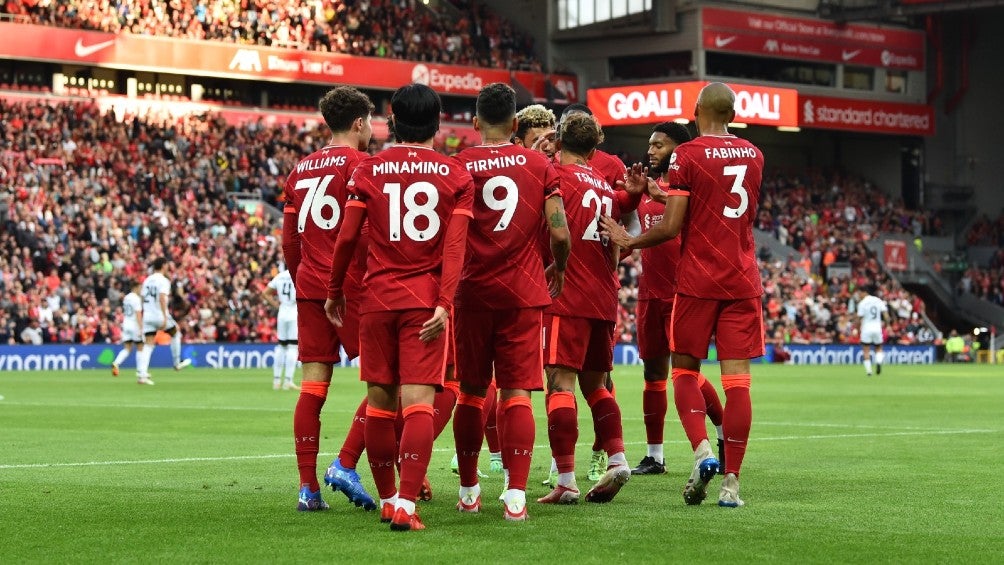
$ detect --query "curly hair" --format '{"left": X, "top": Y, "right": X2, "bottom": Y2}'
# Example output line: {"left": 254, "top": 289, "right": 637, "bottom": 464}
{"left": 557, "top": 113, "right": 602, "bottom": 156}
{"left": 318, "top": 86, "right": 375, "bottom": 133}
{"left": 515, "top": 104, "right": 556, "bottom": 140}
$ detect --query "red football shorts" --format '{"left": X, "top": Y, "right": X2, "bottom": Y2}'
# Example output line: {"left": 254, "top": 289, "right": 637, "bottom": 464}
{"left": 296, "top": 299, "right": 359, "bottom": 363}
{"left": 358, "top": 309, "right": 448, "bottom": 387}
{"left": 455, "top": 307, "right": 544, "bottom": 391}
{"left": 670, "top": 294, "right": 765, "bottom": 360}
{"left": 543, "top": 314, "right": 614, "bottom": 373}
{"left": 636, "top": 297, "right": 673, "bottom": 360}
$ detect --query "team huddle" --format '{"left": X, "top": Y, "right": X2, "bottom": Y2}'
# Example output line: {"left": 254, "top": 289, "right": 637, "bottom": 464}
{"left": 272, "top": 80, "right": 765, "bottom": 531}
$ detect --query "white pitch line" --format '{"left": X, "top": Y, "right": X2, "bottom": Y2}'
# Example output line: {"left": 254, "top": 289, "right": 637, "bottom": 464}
{"left": 0, "top": 429, "right": 994, "bottom": 470}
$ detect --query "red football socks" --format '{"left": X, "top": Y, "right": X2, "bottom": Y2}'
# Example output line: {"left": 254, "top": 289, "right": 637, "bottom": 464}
{"left": 294, "top": 381, "right": 329, "bottom": 491}
{"left": 484, "top": 381, "right": 500, "bottom": 453}
{"left": 453, "top": 393, "right": 486, "bottom": 487}
{"left": 364, "top": 405, "right": 399, "bottom": 500}
{"left": 500, "top": 395, "right": 534, "bottom": 491}
{"left": 432, "top": 384, "right": 458, "bottom": 440}
{"left": 722, "top": 374, "right": 752, "bottom": 476}
{"left": 397, "top": 403, "right": 435, "bottom": 503}
{"left": 699, "top": 375, "right": 724, "bottom": 427}
{"left": 546, "top": 391, "right": 578, "bottom": 473}
{"left": 337, "top": 397, "right": 368, "bottom": 469}
{"left": 672, "top": 368, "right": 709, "bottom": 450}
{"left": 642, "top": 379, "right": 668, "bottom": 445}
{"left": 586, "top": 388, "right": 625, "bottom": 456}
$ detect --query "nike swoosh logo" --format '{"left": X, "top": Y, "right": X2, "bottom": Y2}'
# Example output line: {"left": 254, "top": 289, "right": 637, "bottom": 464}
{"left": 714, "top": 36, "right": 737, "bottom": 48}
{"left": 689, "top": 409, "right": 705, "bottom": 414}
{"left": 841, "top": 49, "right": 861, "bottom": 61}
{"left": 74, "top": 38, "right": 115, "bottom": 57}
{"left": 727, "top": 437, "right": 746, "bottom": 443}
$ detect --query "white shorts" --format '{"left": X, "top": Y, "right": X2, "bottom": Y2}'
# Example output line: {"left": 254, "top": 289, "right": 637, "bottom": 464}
{"left": 121, "top": 324, "right": 143, "bottom": 343}
{"left": 277, "top": 317, "right": 298, "bottom": 342}
{"left": 143, "top": 313, "right": 178, "bottom": 335}
{"left": 860, "top": 328, "right": 883, "bottom": 345}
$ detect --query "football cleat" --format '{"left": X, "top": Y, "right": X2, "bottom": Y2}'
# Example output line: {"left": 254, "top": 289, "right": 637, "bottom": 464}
{"left": 296, "top": 485, "right": 330, "bottom": 512}
{"left": 876, "top": 363, "right": 882, "bottom": 375}
{"left": 389, "top": 508, "right": 425, "bottom": 531}
{"left": 683, "top": 439, "right": 719, "bottom": 505}
{"left": 323, "top": 457, "right": 377, "bottom": 511}
{"left": 718, "top": 473, "right": 745, "bottom": 508}
{"left": 502, "top": 491, "right": 527, "bottom": 522}
{"left": 541, "top": 469, "right": 559, "bottom": 487}
{"left": 587, "top": 450, "right": 608, "bottom": 481}
{"left": 174, "top": 359, "right": 192, "bottom": 371}
{"left": 631, "top": 455, "right": 666, "bottom": 475}
{"left": 379, "top": 502, "right": 395, "bottom": 523}
{"left": 273, "top": 381, "right": 281, "bottom": 390}
{"left": 111, "top": 364, "right": 120, "bottom": 377}
{"left": 282, "top": 381, "right": 299, "bottom": 391}
{"left": 536, "top": 484, "right": 580, "bottom": 504}
{"left": 585, "top": 465, "right": 631, "bottom": 503}
{"left": 717, "top": 439, "right": 726, "bottom": 475}
{"left": 456, "top": 492, "right": 481, "bottom": 513}
{"left": 488, "top": 454, "right": 504, "bottom": 474}
{"left": 137, "top": 377, "right": 155, "bottom": 386}
{"left": 418, "top": 476, "right": 433, "bottom": 501}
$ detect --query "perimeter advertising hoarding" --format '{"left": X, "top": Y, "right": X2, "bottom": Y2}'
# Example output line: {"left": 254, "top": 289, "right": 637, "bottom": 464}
{"left": 0, "top": 344, "right": 935, "bottom": 371}
{"left": 0, "top": 22, "right": 577, "bottom": 101}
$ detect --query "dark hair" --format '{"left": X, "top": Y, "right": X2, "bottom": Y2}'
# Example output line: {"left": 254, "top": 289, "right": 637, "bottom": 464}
{"left": 561, "top": 103, "right": 593, "bottom": 118}
{"left": 558, "top": 113, "right": 601, "bottom": 156}
{"left": 152, "top": 257, "right": 168, "bottom": 271}
{"left": 318, "top": 86, "right": 375, "bottom": 133}
{"left": 476, "top": 83, "right": 516, "bottom": 126}
{"left": 390, "top": 84, "right": 441, "bottom": 143}
{"left": 652, "top": 121, "right": 691, "bottom": 145}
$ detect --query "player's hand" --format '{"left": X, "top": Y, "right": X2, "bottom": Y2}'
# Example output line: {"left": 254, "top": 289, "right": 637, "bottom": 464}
{"left": 324, "top": 296, "right": 346, "bottom": 327}
{"left": 532, "top": 130, "right": 556, "bottom": 156}
{"left": 599, "top": 215, "right": 633, "bottom": 249}
{"left": 647, "top": 178, "right": 668, "bottom": 203}
{"left": 621, "top": 163, "right": 649, "bottom": 195}
{"left": 419, "top": 306, "right": 449, "bottom": 343}
{"left": 545, "top": 263, "right": 565, "bottom": 298}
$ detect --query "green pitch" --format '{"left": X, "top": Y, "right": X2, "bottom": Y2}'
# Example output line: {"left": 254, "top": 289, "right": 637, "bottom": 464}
{"left": 1, "top": 364, "right": 1002, "bottom": 563}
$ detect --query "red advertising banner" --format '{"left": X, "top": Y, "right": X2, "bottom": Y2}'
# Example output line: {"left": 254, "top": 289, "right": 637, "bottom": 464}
{"left": 884, "top": 240, "right": 909, "bottom": 271}
{"left": 586, "top": 81, "right": 798, "bottom": 127}
{"left": 800, "top": 94, "right": 934, "bottom": 136}
{"left": 702, "top": 7, "right": 925, "bottom": 70}
{"left": 0, "top": 22, "right": 577, "bottom": 101}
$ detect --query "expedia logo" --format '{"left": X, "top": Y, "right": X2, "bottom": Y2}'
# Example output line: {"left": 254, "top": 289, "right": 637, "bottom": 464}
{"left": 411, "top": 64, "right": 483, "bottom": 93}
{"left": 881, "top": 50, "right": 918, "bottom": 68}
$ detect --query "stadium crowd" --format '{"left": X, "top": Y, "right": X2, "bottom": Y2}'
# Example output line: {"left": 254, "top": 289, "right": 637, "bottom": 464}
{"left": 3, "top": 0, "right": 543, "bottom": 71}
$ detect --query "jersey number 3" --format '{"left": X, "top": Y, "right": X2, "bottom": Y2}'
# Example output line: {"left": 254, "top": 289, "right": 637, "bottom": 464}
{"left": 722, "top": 165, "right": 749, "bottom": 219}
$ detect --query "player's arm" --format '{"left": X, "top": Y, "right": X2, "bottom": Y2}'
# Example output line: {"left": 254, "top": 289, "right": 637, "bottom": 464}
{"left": 281, "top": 176, "right": 302, "bottom": 283}
{"left": 158, "top": 291, "right": 169, "bottom": 329}
{"left": 324, "top": 199, "right": 367, "bottom": 326}
{"left": 134, "top": 303, "right": 143, "bottom": 328}
{"left": 543, "top": 193, "right": 570, "bottom": 297}
{"left": 600, "top": 192, "right": 687, "bottom": 250}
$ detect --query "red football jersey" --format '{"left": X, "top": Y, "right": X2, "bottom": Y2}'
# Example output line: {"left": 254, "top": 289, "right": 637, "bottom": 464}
{"left": 453, "top": 143, "right": 561, "bottom": 310}
{"left": 667, "top": 134, "right": 764, "bottom": 299}
{"left": 347, "top": 144, "right": 475, "bottom": 313}
{"left": 637, "top": 178, "right": 682, "bottom": 301}
{"left": 590, "top": 149, "right": 627, "bottom": 188}
{"left": 283, "top": 145, "right": 369, "bottom": 300}
{"left": 546, "top": 163, "right": 622, "bottom": 322}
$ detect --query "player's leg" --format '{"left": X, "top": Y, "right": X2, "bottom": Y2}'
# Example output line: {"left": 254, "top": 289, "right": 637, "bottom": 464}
{"left": 875, "top": 343, "right": 885, "bottom": 374}
{"left": 167, "top": 323, "right": 190, "bottom": 370}
{"left": 284, "top": 341, "right": 299, "bottom": 389}
{"left": 634, "top": 298, "right": 669, "bottom": 475}
{"left": 483, "top": 380, "right": 502, "bottom": 473}
{"left": 713, "top": 296, "right": 765, "bottom": 508}
{"left": 273, "top": 340, "right": 287, "bottom": 390}
{"left": 539, "top": 314, "right": 583, "bottom": 504}
{"left": 862, "top": 343, "right": 873, "bottom": 375}
{"left": 669, "top": 295, "right": 720, "bottom": 505}
{"left": 365, "top": 382, "right": 401, "bottom": 521}
{"left": 137, "top": 331, "right": 157, "bottom": 384}
{"left": 452, "top": 308, "right": 493, "bottom": 512}
{"left": 580, "top": 319, "right": 630, "bottom": 503}
{"left": 389, "top": 309, "right": 449, "bottom": 531}
{"left": 112, "top": 341, "right": 132, "bottom": 376}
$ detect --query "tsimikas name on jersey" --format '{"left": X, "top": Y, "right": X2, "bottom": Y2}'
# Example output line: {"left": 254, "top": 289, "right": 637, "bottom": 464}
{"left": 573, "top": 171, "right": 611, "bottom": 191}
{"left": 464, "top": 153, "right": 527, "bottom": 173}
{"left": 703, "top": 147, "right": 758, "bottom": 160}
{"left": 373, "top": 161, "right": 452, "bottom": 176}
{"left": 296, "top": 154, "right": 348, "bottom": 173}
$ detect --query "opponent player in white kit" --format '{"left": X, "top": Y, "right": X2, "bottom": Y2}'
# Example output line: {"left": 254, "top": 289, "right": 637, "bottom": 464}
{"left": 267, "top": 269, "right": 300, "bottom": 390}
{"left": 855, "top": 285, "right": 889, "bottom": 376}
{"left": 135, "top": 257, "right": 191, "bottom": 385}
{"left": 111, "top": 280, "right": 144, "bottom": 378}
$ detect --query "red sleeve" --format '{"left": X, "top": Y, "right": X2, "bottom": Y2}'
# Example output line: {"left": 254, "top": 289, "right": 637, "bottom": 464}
{"left": 543, "top": 163, "right": 562, "bottom": 199}
{"left": 436, "top": 211, "right": 471, "bottom": 310}
{"left": 614, "top": 189, "right": 642, "bottom": 213}
{"left": 667, "top": 146, "right": 692, "bottom": 193}
{"left": 326, "top": 202, "right": 366, "bottom": 299}
{"left": 281, "top": 175, "right": 301, "bottom": 282}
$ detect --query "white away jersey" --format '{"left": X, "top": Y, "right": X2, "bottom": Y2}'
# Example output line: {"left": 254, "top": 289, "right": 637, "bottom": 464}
{"left": 268, "top": 270, "right": 297, "bottom": 320}
{"left": 142, "top": 272, "right": 171, "bottom": 320}
{"left": 856, "top": 295, "right": 887, "bottom": 329}
{"left": 122, "top": 292, "right": 142, "bottom": 328}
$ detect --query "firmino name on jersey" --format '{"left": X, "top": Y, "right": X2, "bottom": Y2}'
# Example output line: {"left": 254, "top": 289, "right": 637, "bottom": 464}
{"left": 296, "top": 155, "right": 348, "bottom": 173}
{"left": 373, "top": 161, "right": 451, "bottom": 176}
{"left": 704, "top": 147, "right": 758, "bottom": 159}
{"left": 465, "top": 154, "right": 527, "bottom": 173}
{"left": 573, "top": 171, "right": 610, "bottom": 191}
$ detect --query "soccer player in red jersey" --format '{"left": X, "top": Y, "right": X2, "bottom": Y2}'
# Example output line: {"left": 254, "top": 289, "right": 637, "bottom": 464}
{"left": 325, "top": 83, "right": 474, "bottom": 531}
{"left": 601, "top": 83, "right": 765, "bottom": 508}
{"left": 452, "top": 83, "right": 571, "bottom": 521}
{"left": 282, "top": 86, "right": 376, "bottom": 512}
{"left": 631, "top": 122, "right": 725, "bottom": 476}
{"left": 513, "top": 104, "right": 558, "bottom": 159}
{"left": 539, "top": 112, "right": 632, "bottom": 505}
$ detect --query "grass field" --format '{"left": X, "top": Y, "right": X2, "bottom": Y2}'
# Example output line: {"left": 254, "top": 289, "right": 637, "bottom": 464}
{"left": 1, "top": 363, "right": 1002, "bottom": 563}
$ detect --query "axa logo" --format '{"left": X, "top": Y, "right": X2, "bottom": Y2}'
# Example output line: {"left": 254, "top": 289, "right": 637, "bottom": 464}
{"left": 763, "top": 39, "right": 780, "bottom": 53}
{"left": 229, "top": 49, "right": 263, "bottom": 73}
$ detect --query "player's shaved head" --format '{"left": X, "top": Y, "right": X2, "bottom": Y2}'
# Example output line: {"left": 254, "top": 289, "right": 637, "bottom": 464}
{"left": 391, "top": 83, "right": 442, "bottom": 143}
{"left": 697, "top": 82, "right": 736, "bottom": 122}
{"left": 476, "top": 83, "right": 516, "bottom": 126}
